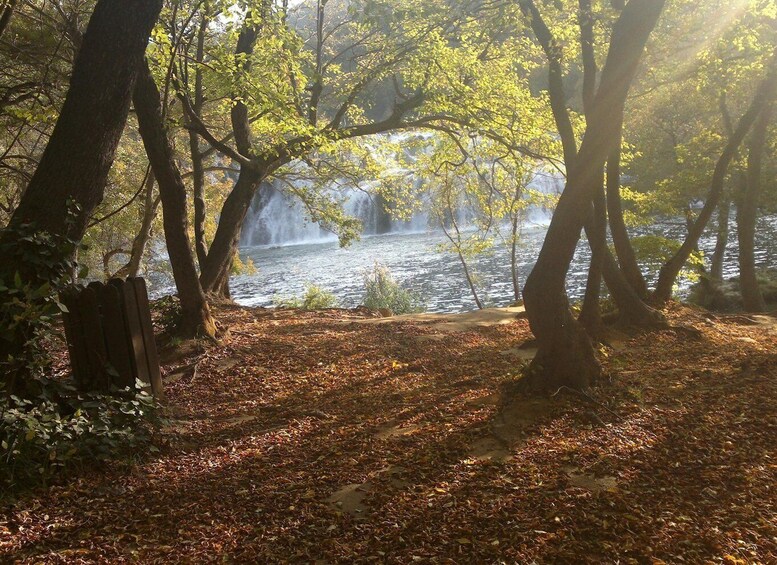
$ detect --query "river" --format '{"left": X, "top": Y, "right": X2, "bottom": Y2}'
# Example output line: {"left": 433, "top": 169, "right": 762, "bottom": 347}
{"left": 230, "top": 215, "right": 777, "bottom": 313}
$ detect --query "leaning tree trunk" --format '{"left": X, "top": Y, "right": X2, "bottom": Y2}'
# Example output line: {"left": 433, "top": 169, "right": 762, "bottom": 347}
{"left": 190, "top": 14, "right": 209, "bottom": 268}
{"left": 522, "top": 0, "right": 665, "bottom": 391}
{"left": 4, "top": 0, "right": 161, "bottom": 241}
{"left": 0, "top": 0, "right": 161, "bottom": 392}
{"left": 738, "top": 101, "right": 772, "bottom": 312}
{"left": 607, "top": 128, "right": 649, "bottom": 297}
{"left": 133, "top": 60, "right": 216, "bottom": 338}
{"left": 0, "top": 0, "right": 18, "bottom": 40}
{"left": 653, "top": 51, "right": 777, "bottom": 304}
{"left": 710, "top": 197, "right": 730, "bottom": 281}
{"left": 577, "top": 0, "right": 605, "bottom": 335}
{"left": 199, "top": 165, "right": 264, "bottom": 295}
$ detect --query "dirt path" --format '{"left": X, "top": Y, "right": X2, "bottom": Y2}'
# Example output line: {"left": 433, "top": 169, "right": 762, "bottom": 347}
{"left": 1, "top": 304, "right": 775, "bottom": 563}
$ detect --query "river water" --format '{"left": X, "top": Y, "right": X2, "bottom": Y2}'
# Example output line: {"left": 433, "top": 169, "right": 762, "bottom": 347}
{"left": 230, "top": 215, "right": 777, "bottom": 313}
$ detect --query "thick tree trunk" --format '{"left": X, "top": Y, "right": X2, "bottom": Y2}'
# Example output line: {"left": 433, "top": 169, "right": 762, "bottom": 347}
{"left": 133, "top": 60, "right": 216, "bottom": 338}
{"left": 710, "top": 198, "right": 730, "bottom": 281}
{"left": 199, "top": 165, "right": 264, "bottom": 295}
{"left": 738, "top": 102, "right": 772, "bottom": 312}
{"left": 607, "top": 131, "right": 649, "bottom": 297}
{"left": 653, "top": 52, "right": 777, "bottom": 303}
{"left": 0, "top": 0, "right": 161, "bottom": 392}
{"left": 114, "top": 171, "right": 159, "bottom": 279}
{"left": 522, "top": 0, "right": 665, "bottom": 391}
{"left": 5, "top": 0, "right": 161, "bottom": 241}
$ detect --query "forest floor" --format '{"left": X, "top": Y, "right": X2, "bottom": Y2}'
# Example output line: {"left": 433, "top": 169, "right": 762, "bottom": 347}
{"left": 1, "top": 302, "right": 776, "bottom": 563}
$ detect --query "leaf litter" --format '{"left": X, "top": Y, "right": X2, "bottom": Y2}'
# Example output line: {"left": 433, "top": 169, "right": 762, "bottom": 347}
{"left": 1, "top": 302, "right": 775, "bottom": 563}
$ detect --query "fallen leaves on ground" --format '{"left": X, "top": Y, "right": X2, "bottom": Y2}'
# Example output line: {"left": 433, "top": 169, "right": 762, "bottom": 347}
{"left": 1, "top": 303, "right": 776, "bottom": 563}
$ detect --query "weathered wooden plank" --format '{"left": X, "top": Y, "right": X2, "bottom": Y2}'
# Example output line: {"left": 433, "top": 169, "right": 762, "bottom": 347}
{"left": 78, "top": 285, "right": 111, "bottom": 391}
{"left": 110, "top": 278, "right": 150, "bottom": 388}
{"left": 96, "top": 282, "right": 134, "bottom": 389}
{"left": 129, "top": 277, "right": 163, "bottom": 398}
{"left": 60, "top": 286, "right": 88, "bottom": 387}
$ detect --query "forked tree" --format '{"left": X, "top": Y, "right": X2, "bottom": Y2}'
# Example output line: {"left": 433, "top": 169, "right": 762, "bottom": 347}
{"left": 521, "top": 0, "right": 665, "bottom": 391}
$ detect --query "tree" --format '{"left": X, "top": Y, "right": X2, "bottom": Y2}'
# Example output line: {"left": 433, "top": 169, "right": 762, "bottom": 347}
{"left": 3, "top": 0, "right": 161, "bottom": 241}
{"left": 518, "top": 0, "right": 661, "bottom": 331}
{"left": 522, "top": 0, "right": 665, "bottom": 391}
{"left": 133, "top": 59, "right": 217, "bottom": 338}
{"left": 652, "top": 48, "right": 777, "bottom": 304}
{"left": 0, "top": 0, "right": 162, "bottom": 390}
{"left": 738, "top": 100, "right": 772, "bottom": 312}
{"left": 177, "top": 0, "right": 534, "bottom": 297}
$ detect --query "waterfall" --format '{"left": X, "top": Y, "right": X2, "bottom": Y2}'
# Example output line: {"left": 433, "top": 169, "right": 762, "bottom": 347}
{"left": 238, "top": 132, "right": 562, "bottom": 248}
{"left": 240, "top": 180, "right": 432, "bottom": 247}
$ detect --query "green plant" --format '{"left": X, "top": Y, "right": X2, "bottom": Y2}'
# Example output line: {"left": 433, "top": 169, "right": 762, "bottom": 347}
{"left": 1, "top": 377, "right": 165, "bottom": 492}
{"left": 0, "top": 220, "right": 84, "bottom": 392}
{"left": 361, "top": 263, "right": 425, "bottom": 314}
{"left": 155, "top": 295, "right": 183, "bottom": 335}
{"left": 274, "top": 284, "right": 339, "bottom": 310}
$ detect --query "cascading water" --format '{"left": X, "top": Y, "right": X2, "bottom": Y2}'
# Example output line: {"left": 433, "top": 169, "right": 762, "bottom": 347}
{"left": 239, "top": 167, "right": 563, "bottom": 248}
{"left": 239, "top": 179, "right": 432, "bottom": 247}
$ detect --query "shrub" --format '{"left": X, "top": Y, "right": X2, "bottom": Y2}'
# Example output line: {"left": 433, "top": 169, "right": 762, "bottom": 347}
{"left": 1, "top": 378, "right": 165, "bottom": 492}
{"left": 362, "top": 263, "right": 425, "bottom": 314}
{"left": 274, "top": 284, "right": 339, "bottom": 310}
{"left": 0, "top": 222, "right": 82, "bottom": 390}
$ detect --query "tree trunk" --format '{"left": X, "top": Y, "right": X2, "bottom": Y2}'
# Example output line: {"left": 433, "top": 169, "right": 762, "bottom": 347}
{"left": 199, "top": 165, "right": 264, "bottom": 295}
{"left": 653, "top": 51, "right": 777, "bottom": 303}
{"left": 510, "top": 213, "right": 521, "bottom": 303}
{"left": 522, "top": 0, "right": 665, "bottom": 391}
{"left": 579, "top": 180, "right": 606, "bottom": 334}
{"left": 114, "top": 171, "right": 159, "bottom": 279}
{"left": 5, "top": 0, "right": 161, "bottom": 241}
{"left": 577, "top": 0, "right": 605, "bottom": 334}
{"left": 133, "top": 59, "right": 216, "bottom": 338}
{"left": 0, "top": 0, "right": 18, "bottom": 40}
{"left": 0, "top": 0, "right": 161, "bottom": 392}
{"left": 710, "top": 197, "right": 730, "bottom": 281}
{"left": 738, "top": 102, "right": 772, "bottom": 312}
{"left": 607, "top": 130, "right": 649, "bottom": 297}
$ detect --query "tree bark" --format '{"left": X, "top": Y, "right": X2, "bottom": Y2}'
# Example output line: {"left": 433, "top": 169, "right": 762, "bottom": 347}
{"left": 577, "top": 0, "right": 605, "bottom": 334}
{"left": 522, "top": 0, "right": 665, "bottom": 391}
{"left": 738, "top": 101, "right": 772, "bottom": 312}
{"left": 579, "top": 180, "right": 607, "bottom": 334}
{"left": 199, "top": 165, "right": 264, "bottom": 294}
{"left": 653, "top": 50, "right": 777, "bottom": 303}
{"left": 606, "top": 128, "right": 649, "bottom": 297}
{"left": 133, "top": 59, "right": 216, "bottom": 338}
{"left": 0, "top": 0, "right": 18, "bottom": 41}
{"left": 710, "top": 197, "right": 730, "bottom": 281}
{"left": 0, "top": 0, "right": 161, "bottom": 392}
{"left": 519, "top": 0, "right": 577, "bottom": 168}
{"left": 5, "top": 0, "right": 161, "bottom": 241}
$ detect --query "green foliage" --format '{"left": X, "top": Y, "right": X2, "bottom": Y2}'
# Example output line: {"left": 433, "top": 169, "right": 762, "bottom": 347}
{"left": 362, "top": 263, "right": 425, "bottom": 314}
{"left": 155, "top": 295, "right": 183, "bottom": 336}
{"left": 0, "top": 222, "right": 83, "bottom": 385}
{"left": 630, "top": 235, "right": 705, "bottom": 287}
{"left": 1, "top": 378, "right": 164, "bottom": 492}
{"left": 274, "top": 284, "right": 339, "bottom": 310}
